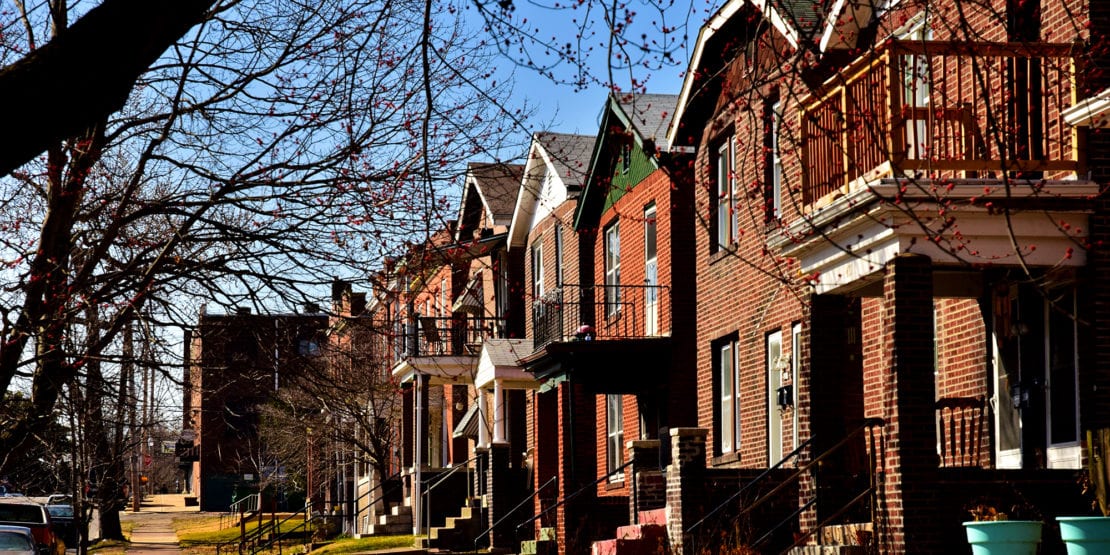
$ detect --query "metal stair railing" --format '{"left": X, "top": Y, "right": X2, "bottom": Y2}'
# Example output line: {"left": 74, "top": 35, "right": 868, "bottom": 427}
{"left": 774, "top": 418, "right": 885, "bottom": 555}
{"left": 686, "top": 418, "right": 885, "bottom": 554}
{"left": 344, "top": 471, "right": 403, "bottom": 535}
{"left": 420, "top": 454, "right": 481, "bottom": 534}
{"left": 472, "top": 475, "right": 558, "bottom": 553}
{"left": 222, "top": 493, "right": 262, "bottom": 529}
{"left": 515, "top": 458, "right": 635, "bottom": 537}
{"left": 246, "top": 474, "right": 404, "bottom": 555}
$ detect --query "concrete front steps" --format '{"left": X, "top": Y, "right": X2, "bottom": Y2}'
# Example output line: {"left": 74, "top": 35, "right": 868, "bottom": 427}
{"left": 416, "top": 498, "right": 484, "bottom": 552}
{"left": 366, "top": 503, "right": 414, "bottom": 536}
{"left": 787, "top": 522, "right": 873, "bottom": 555}
{"left": 590, "top": 508, "right": 668, "bottom": 555}
{"left": 519, "top": 527, "right": 556, "bottom": 555}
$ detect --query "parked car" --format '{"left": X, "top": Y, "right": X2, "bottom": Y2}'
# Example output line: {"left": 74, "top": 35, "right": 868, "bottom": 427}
{"left": 42, "top": 506, "right": 74, "bottom": 549}
{"left": 42, "top": 497, "right": 68, "bottom": 508}
{"left": 0, "top": 501, "right": 62, "bottom": 555}
{"left": 0, "top": 525, "right": 36, "bottom": 555}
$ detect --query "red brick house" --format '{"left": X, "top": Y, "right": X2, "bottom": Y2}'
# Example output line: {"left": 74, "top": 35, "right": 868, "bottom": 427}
{"left": 656, "top": 0, "right": 1108, "bottom": 552}
{"left": 381, "top": 163, "right": 528, "bottom": 546}
{"left": 185, "top": 307, "right": 328, "bottom": 512}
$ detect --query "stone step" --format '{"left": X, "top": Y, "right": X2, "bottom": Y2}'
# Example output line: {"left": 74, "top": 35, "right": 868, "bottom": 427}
{"left": 637, "top": 508, "right": 667, "bottom": 526}
{"left": 520, "top": 538, "right": 557, "bottom": 555}
{"left": 366, "top": 522, "right": 413, "bottom": 536}
{"left": 819, "top": 522, "right": 872, "bottom": 546}
{"left": 787, "top": 547, "right": 869, "bottom": 555}
{"left": 591, "top": 537, "right": 668, "bottom": 555}
{"left": 613, "top": 523, "right": 666, "bottom": 541}
{"left": 392, "top": 504, "right": 413, "bottom": 516}
{"left": 379, "top": 513, "right": 412, "bottom": 526}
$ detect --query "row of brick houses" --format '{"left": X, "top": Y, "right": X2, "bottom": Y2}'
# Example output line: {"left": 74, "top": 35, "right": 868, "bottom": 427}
{"left": 184, "top": 0, "right": 1110, "bottom": 551}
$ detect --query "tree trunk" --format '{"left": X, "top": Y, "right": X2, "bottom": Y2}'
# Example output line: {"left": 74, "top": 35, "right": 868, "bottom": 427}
{"left": 0, "top": 0, "right": 216, "bottom": 177}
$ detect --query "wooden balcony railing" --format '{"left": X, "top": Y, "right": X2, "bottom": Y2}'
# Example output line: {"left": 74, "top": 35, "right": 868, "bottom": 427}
{"left": 392, "top": 315, "right": 506, "bottom": 362}
{"left": 801, "top": 40, "right": 1081, "bottom": 207}
{"left": 531, "top": 283, "right": 671, "bottom": 351}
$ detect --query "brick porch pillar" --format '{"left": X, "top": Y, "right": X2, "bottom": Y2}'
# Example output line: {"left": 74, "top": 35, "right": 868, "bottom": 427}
{"left": 881, "top": 254, "right": 940, "bottom": 553}
{"left": 627, "top": 439, "right": 664, "bottom": 522}
{"left": 665, "top": 428, "right": 707, "bottom": 555}
{"left": 485, "top": 442, "right": 511, "bottom": 548}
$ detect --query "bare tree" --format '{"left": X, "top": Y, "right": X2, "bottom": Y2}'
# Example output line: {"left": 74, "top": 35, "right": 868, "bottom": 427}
{"left": 0, "top": 0, "right": 526, "bottom": 461}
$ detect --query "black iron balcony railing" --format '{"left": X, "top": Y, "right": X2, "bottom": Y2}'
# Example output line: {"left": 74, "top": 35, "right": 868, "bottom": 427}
{"left": 531, "top": 283, "right": 670, "bottom": 351}
{"left": 392, "top": 315, "right": 506, "bottom": 362}
{"left": 802, "top": 40, "right": 1080, "bottom": 208}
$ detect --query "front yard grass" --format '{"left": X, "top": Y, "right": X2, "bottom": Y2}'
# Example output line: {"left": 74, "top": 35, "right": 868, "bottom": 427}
{"left": 307, "top": 535, "right": 415, "bottom": 555}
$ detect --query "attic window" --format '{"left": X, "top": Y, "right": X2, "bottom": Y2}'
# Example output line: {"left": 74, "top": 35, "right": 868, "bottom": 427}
{"left": 621, "top": 144, "right": 632, "bottom": 174}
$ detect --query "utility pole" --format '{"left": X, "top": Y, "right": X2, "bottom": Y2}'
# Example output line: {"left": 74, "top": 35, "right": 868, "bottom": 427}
{"left": 125, "top": 322, "right": 140, "bottom": 513}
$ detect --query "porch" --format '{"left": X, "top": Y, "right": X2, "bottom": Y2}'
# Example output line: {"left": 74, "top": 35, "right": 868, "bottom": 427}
{"left": 801, "top": 39, "right": 1084, "bottom": 211}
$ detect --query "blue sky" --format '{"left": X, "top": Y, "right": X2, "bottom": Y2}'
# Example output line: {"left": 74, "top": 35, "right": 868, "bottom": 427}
{"left": 457, "top": 0, "right": 717, "bottom": 138}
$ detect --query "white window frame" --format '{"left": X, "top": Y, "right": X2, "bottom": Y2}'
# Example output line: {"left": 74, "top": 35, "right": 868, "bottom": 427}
{"left": 767, "top": 330, "right": 784, "bottom": 464}
{"left": 771, "top": 101, "right": 783, "bottom": 220}
{"left": 644, "top": 204, "right": 658, "bottom": 336}
{"left": 716, "top": 136, "right": 736, "bottom": 249}
{"left": 607, "top": 394, "right": 625, "bottom": 480}
{"left": 1045, "top": 291, "right": 1081, "bottom": 469}
{"left": 531, "top": 240, "right": 544, "bottom": 300}
{"left": 604, "top": 222, "right": 621, "bottom": 317}
{"left": 790, "top": 323, "right": 801, "bottom": 453}
{"left": 554, "top": 224, "right": 564, "bottom": 288}
{"left": 718, "top": 339, "right": 740, "bottom": 455}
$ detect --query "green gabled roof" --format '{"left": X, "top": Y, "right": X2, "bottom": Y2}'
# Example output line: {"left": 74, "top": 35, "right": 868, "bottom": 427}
{"left": 574, "top": 93, "right": 679, "bottom": 231}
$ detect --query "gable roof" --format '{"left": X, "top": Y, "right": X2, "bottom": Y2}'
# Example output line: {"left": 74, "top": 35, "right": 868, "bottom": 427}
{"left": 507, "top": 132, "right": 595, "bottom": 249}
{"left": 614, "top": 93, "right": 679, "bottom": 152}
{"left": 534, "top": 132, "right": 595, "bottom": 190}
{"left": 457, "top": 162, "right": 525, "bottom": 237}
{"left": 666, "top": 0, "right": 824, "bottom": 148}
{"left": 575, "top": 92, "right": 680, "bottom": 229}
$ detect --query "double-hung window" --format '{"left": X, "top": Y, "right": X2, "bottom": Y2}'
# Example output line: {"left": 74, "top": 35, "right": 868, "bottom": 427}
{"left": 604, "top": 222, "right": 621, "bottom": 317}
{"left": 554, "top": 224, "right": 564, "bottom": 288}
{"left": 531, "top": 240, "right": 544, "bottom": 300}
{"left": 715, "top": 134, "right": 737, "bottom": 250}
{"left": 607, "top": 394, "right": 625, "bottom": 479}
{"left": 764, "top": 97, "right": 783, "bottom": 222}
{"left": 716, "top": 336, "right": 741, "bottom": 455}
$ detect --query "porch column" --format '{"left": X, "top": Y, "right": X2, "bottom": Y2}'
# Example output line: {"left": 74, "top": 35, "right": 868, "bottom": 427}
{"left": 485, "top": 442, "right": 512, "bottom": 548}
{"left": 477, "top": 388, "right": 490, "bottom": 448}
{"left": 665, "top": 428, "right": 707, "bottom": 555}
{"left": 882, "top": 254, "right": 939, "bottom": 552}
{"left": 493, "top": 380, "right": 506, "bottom": 444}
{"left": 412, "top": 373, "right": 424, "bottom": 535}
{"left": 627, "top": 439, "right": 664, "bottom": 523}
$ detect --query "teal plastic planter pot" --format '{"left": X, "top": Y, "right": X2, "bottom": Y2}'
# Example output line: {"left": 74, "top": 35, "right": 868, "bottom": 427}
{"left": 1057, "top": 516, "right": 1110, "bottom": 555}
{"left": 963, "top": 521, "right": 1043, "bottom": 555}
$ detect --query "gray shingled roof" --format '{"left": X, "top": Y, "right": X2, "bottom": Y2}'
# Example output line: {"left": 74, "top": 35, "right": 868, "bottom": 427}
{"left": 481, "top": 338, "right": 533, "bottom": 367}
{"left": 615, "top": 93, "right": 679, "bottom": 151}
{"left": 468, "top": 162, "right": 524, "bottom": 224}
{"left": 534, "top": 132, "right": 596, "bottom": 190}
{"left": 774, "top": 0, "right": 824, "bottom": 43}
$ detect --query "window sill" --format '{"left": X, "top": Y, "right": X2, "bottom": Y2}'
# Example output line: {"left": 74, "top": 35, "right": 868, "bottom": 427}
{"left": 709, "top": 245, "right": 736, "bottom": 266}
{"left": 710, "top": 451, "right": 742, "bottom": 467}
{"left": 606, "top": 476, "right": 626, "bottom": 490}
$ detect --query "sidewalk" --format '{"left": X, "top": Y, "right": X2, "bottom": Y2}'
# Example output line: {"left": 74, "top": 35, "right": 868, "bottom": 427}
{"left": 120, "top": 494, "right": 202, "bottom": 555}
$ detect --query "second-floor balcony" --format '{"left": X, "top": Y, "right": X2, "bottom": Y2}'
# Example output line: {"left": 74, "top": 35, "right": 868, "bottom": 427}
{"left": 531, "top": 283, "right": 671, "bottom": 351}
{"left": 801, "top": 40, "right": 1082, "bottom": 209}
{"left": 390, "top": 315, "right": 507, "bottom": 384}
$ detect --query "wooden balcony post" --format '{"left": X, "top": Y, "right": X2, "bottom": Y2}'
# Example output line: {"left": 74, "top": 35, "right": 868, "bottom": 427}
{"left": 887, "top": 48, "right": 905, "bottom": 167}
